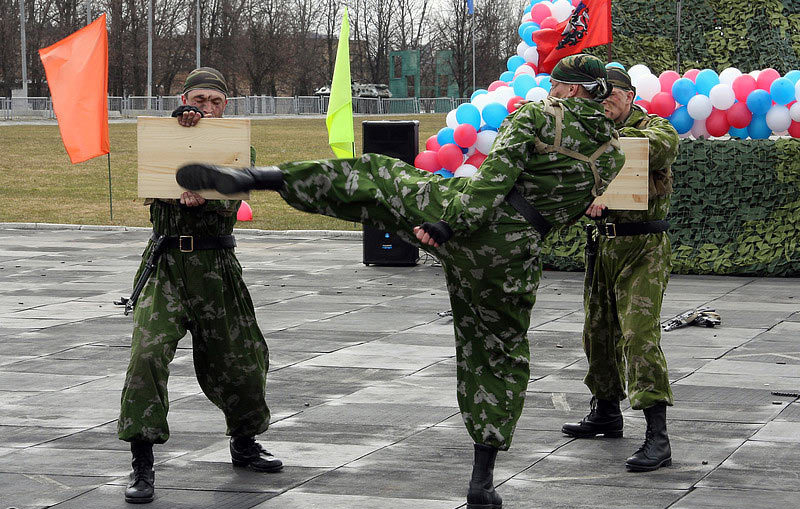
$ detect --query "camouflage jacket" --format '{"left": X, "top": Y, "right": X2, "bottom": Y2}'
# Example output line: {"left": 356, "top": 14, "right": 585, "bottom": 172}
{"left": 441, "top": 97, "right": 625, "bottom": 234}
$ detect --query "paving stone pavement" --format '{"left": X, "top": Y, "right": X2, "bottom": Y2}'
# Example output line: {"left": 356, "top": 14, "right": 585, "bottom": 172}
{"left": 0, "top": 225, "right": 799, "bottom": 509}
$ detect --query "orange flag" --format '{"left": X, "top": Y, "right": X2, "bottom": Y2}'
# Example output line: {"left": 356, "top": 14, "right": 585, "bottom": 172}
{"left": 533, "top": 0, "right": 612, "bottom": 74}
{"left": 39, "top": 15, "right": 109, "bottom": 164}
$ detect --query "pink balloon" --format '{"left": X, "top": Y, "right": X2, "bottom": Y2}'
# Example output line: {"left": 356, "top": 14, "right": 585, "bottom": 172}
{"left": 649, "top": 92, "right": 675, "bottom": 117}
{"left": 789, "top": 120, "right": 800, "bottom": 138}
{"left": 634, "top": 99, "right": 651, "bottom": 113}
{"left": 731, "top": 74, "right": 756, "bottom": 103}
{"left": 506, "top": 96, "right": 523, "bottom": 113}
{"left": 540, "top": 16, "right": 559, "bottom": 30}
{"left": 659, "top": 70, "right": 681, "bottom": 94}
{"left": 572, "top": 0, "right": 581, "bottom": 6}
{"left": 414, "top": 150, "right": 440, "bottom": 172}
{"left": 438, "top": 144, "right": 464, "bottom": 172}
{"left": 488, "top": 80, "right": 507, "bottom": 92}
{"left": 756, "top": 68, "right": 780, "bottom": 91}
{"left": 425, "top": 135, "right": 440, "bottom": 151}
{"left": 466, "top": 153, "right": 487, "bottom": 168}
{"left": 236, "top": 200, "right": 253, "bottom": 222}
{"left": 453, "top": 124, "right": 478, "bottom": 148}
{"left": 530, "top": 3, "right": 552, "bottom": 24}
{"left": 683, "top": 69, "right": 700, "bottom": 82}
{"left": 726, "top": 101, "right": 752, "bottom": 129}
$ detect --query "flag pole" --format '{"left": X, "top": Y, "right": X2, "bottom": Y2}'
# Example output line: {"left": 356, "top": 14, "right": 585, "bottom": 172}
{"left": 471, "top": 3, "right": 475, "bottom": 94}
{"left": 107, "top": 153, "right": 113, "bottom": 221}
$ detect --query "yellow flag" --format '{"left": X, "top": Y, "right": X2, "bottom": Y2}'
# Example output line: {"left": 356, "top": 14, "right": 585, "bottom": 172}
{"left": 326, "top": 8, "right": 355, "bottom": 158}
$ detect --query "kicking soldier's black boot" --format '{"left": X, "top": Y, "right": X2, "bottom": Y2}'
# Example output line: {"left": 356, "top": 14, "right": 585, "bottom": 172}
{"left": 176, "top": 164, "right": 284, "bottom": 194}
{"left": 626, "top": 403, "right": 672, "bottom": 472}
{"left": 562, "top": 397, "right": 623, "bottom": 438}
{"left": 125, "top": 441, "right": 154, "bottom": 504}
{"left": 466, "top": 443, "right": 502, "bottom": 509}
{"left": 230, "top": 436, "right": 283, "bottom": 473}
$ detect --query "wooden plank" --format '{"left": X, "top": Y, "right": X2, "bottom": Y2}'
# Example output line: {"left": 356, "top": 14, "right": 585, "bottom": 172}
{"left": 593, "top": 136, "right": 649, "bottom": 210}
{"left": 137, "top": 116, "right": 250, "bottom": 200}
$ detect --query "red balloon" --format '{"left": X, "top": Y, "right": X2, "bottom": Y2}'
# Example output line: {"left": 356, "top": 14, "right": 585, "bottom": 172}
{"left": 572, "top": 0, "right": 581, "bottom": 6}
{"left": 414, "top": 150, "right": 440, "bottom": 172}
{"left": 488, "top": 80, "right": 507, "bottom": 92}
{"left": 425, "top": 135, "right": 440, "bottom": 151}
{"left": 683, "top": 69, "right": 700, "bottom": 82}
{"left": 530, "top": 3, "right": 552, "bottom": 24}
{"left": 789, "top": 121, "right": 800, "bottom": 138}
{"left": 453, "top": 124, "right": 478, "bottom": 148}
{"left": 756, "top": 68, "right": 780, "bottom": 91}
{"left": 634, "top": 99, "right": 651, "bottom": 113}
{"left": 506, "top": 95, "right": 524, "bottom": 112}
{"left": 649, "top": 92, "right": 676, "bottom": 117}
{"left": 731, "top": 74, "right": 757, "bottom": 103}
{"left": 540, "top": 16, "right": 559, "bottom": 29}
{"left": 659, "top": 70, "right": 681, "bottom": 94}
{"left": 438, "top": 144, "right": 464, "bottom": 172}
{"left": 466, "top": 153, "right": 487, "bottom": 168}
{"left": 705, "top": 108, "right": 730, "bottom": 137}
{"left": 236, "top": 200, "right": 253, "bottom": 221}
{"left": 726, "top": 101, "right": 752, "bottom": 129}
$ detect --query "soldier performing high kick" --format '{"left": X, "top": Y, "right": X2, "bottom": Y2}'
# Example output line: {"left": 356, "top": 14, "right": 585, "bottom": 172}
{"left": 177, "top": 54, "right": 624, "bottom": 509}
{"left": 562, "top": 67, "right": 680, "bottom": 472}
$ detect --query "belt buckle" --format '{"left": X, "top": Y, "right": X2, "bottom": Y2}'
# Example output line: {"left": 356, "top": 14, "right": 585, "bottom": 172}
{"left": 179, "top": 235, "right": 194, "bottom": 252}
{"left": 605, "top": 223, "right": 617, "bottom": 239}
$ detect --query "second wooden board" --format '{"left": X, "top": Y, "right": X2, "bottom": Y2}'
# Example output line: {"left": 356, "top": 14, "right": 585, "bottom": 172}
{"left": 593, "top": 136, "right": 649, "bottom": 210}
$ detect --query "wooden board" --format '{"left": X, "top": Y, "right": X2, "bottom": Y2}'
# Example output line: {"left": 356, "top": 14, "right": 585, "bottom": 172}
{"left": 593, "top": 137, "right": 649, "bottom": 210}
{"left": 137, "top": 117, "right": 250, "bottom": 200}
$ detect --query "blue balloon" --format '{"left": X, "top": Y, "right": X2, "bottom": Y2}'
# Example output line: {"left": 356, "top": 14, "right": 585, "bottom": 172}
{"left": 668, "top": 106, "right": 693, "bottom": 134}
{"left": 748, "top": 115, "right": 771, "bottom": 139}
{"left": 728, "top": 126, "right": 749, "bottom": 139}
{"left": 746, "top": 89, "right": 772, "bottom": 116}
{"left": 770, "top": 78, "right": 795, "bottom": 105}
{"left": 434, "top": 169, "right": 454, "bottom": 178}
{"left": 482, "top": 102, "right": 509, "bottom": 129}
{"left": 538, "top": 76, "right": 551, "bottom": 92}
{"left": 479, "top": 125, "right": 498, "bottom": 132}
{"left": 518, "top": 22, "right": 536, "bottom": 38}
{"left": 694, "top": 69, "right": 720, "bottom": 96}
{"left": 437, "top": 127, "right": 455, "bottom": 147}
{"left": 671, "top": 78, "right": 696, "bottom": 105}
{"left": 605, "top": 62, "right": 625, "bottom": 70}
{"left": 499, "top": 71, "right": 515, "bottom": 82}
{"left": 513, "top": 74, "right": 537, "bottom": 98}
{"left": 530, "top": 0, "right": 546, "bottom": 5}
{"left": 523, "top": 5, "right": 531, "bottom": 14}
{"left": 456, "top": 103, "right": 482, "bottom": 129}
{"left": 507, "top": 55, "right": 525, "bottom": 72}
{"left": 470, "top": 89, "right": 488, "bottom": 101}
{"left": 784, "top": 70, "right": 800, "bottom": 85}
{"left": 523, "top": 25, "right": 539, "bottom": 46}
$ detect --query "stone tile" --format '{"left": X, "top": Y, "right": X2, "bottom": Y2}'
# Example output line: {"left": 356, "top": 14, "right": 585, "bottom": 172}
{"left": 670, "top": 487, "right": 800, "bottom": 508}
{"left": 749, "top": 421, "right": 800, "bottom": 443}
{"left": 0, "top": 473, "right": 117, "bottom": 509}
{"left": 499, "top": 478, "right": 685, "bottom": 509}
{"left": 250, "top": 491, "right": 461, "bottom": 509}
{"left": 50, "top": 483, "right": 276, "bottom": 509}
{"left": 193, "top": 439, "right": 380, "bottom": 468}
{"left": 698, "top": 441, "right": 800, "bottom": 491}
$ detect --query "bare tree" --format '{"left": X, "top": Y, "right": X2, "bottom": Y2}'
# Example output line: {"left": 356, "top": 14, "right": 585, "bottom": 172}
{"left": 244, "top": 0, "right": 288, "bottom": 95}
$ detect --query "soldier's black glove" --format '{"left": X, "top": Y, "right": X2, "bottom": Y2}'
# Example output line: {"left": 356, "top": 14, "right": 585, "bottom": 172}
{"left": 171, "top": 105, "right": 204, "bottom": 118}
{"left": 420, "top": 220, "right": 454, "bottom": 245}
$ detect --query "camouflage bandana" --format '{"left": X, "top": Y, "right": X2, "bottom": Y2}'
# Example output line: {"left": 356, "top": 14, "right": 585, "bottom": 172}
{"left": 551, "top": 54, "right": 612, "bottom": 101}
{"left": 183, "top": 67, "right": 228, "bottom": 96}
{"left": 607, "top": 68, "right": 635, "bottom": 92}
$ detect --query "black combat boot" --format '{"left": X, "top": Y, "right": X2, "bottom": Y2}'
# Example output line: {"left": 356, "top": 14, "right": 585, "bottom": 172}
{"left": 562, "top": 397, "right": 624, "bottom": 438}
{"left": 466, "top": 443, "right": 502, "bottom": 509}
{"left": 230, "top": 436, "right": 283, "bottom": 472}
{"left": 625, "top": 403, "right": 672, "bottom": 471}
{"left": 125, "top": 440, "right": 154, "bottom": 504}
{"left": 176, "top": 164, "right": 284, "bottom": 194}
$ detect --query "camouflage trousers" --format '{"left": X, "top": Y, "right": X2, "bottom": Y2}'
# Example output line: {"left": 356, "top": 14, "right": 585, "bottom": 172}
{"left": 582, "top": 231, "right": 674, "bottom": 410}
{"left": 118, "top": 246, "right": 270, "bottom": 444}
{"left": 277, "top": 155, "right": 541, "bottom": 450}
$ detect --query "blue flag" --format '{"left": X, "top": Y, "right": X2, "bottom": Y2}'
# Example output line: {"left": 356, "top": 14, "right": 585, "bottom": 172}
{"left": 467, "top": 0, "right": 474, "bottom": 15}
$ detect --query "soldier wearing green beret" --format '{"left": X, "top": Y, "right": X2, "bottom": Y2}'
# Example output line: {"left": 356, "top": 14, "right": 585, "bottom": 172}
{"left": 177, "top": 54, "right": 624, "bottom": 509}
{"left": 562, "top": 67, "right": 679, "bottom": 472}
{"left": 119, "top": 67, "right": 282, "bottom": 504}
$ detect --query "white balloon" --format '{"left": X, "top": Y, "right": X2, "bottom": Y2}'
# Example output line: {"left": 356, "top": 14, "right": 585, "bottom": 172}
{"left": 690, "top": 118, "right": 709, "bottom": 139}
{"left": 708, "top": 83, "right": 736, "bottom": 110}
{"left": 454, "top": 164, "right": 478, "bottom": 178}
{"left": 495, "top": 86, "right": 517, "bottom": 104}
{"left": 628, "top": 64, "right": 651, "bottom": 80}
{"left": 472, "top": 93, "right": 491, "bottom": 112}
{"left": 551, "top": 0, "right": 573, "bottom": 22}
{"left": 687, "top": 95, "right": 713, "bottom": 120}
{"left": 790, "top": 102, "right": 800, "bottom": 122}
{"left": 475, "top": 130, "right": 498, "bottom": 154}
{"left": 795, "top": 80, "right": 800, "bottom": 103}
{"left": 718, "top": 67, "right": 742, "bottom": 85}
{"left": 515, "top": 65, "right": 536, "bottom": 78}
{"left": 633, "top": 74, "right": 660, "bottom": 101}
{"left": 446, "top": 110, "right": 459, "bottom": 129}
{"left": 465, "top": 145, "right": 477, "bottom": 158}
{"left": 517, "top": 41, "right": 530, "bottom": 57}
{"left": 749, "top": 70, "right": 760, "bottom": 80}
{"left": 525, "top": 87, "right": 549, "bottom": 102}
{"left": 523, "top": 46, "right": 539, "bottom": 66}
{"left": 766, "top": 105, "right": 792, "bottom": 132}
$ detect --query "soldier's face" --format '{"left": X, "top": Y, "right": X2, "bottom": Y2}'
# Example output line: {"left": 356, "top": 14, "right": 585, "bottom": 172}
{"left": 549, "top": 81, "right": 579, "bottom": 99}
{"left": 602, "top": 88, "right": 635, "bottom": 122}
{"left": 182, "top": 89, "right": 227, "bottom": 118}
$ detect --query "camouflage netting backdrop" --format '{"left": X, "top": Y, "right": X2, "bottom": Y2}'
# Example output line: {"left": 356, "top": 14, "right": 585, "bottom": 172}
{"left": 541, "top": 138, "right": 800, "bottom": 276}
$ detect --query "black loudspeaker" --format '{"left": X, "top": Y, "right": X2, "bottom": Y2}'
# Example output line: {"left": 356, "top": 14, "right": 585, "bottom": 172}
{"left": 362, "top": 120, "right": 420, "bottom": 266}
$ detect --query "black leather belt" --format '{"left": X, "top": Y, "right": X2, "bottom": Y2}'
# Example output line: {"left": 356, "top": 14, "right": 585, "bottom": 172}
{"left": 151, "top": 233, "right": 236, "bottom": 252}
{"left": 505, "top": 187, "right": 552, "bottom": 237}
{"left": 596, "top": 220, "right": 669, "bottom": 238}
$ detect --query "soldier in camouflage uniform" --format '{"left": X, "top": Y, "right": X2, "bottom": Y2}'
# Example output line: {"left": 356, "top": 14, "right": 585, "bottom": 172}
{"left": 119, "top": 68, "right": 282, "bottom": 505}
{"left": 177, "top": 54, "right": 624, "bottom": 509}
{"left": 562, "top": 67, "right": 679, "bottom": 472}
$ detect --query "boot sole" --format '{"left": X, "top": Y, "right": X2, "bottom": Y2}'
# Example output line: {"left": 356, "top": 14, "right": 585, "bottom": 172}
{"left": 124, "top": 495, "right": 154, "bottom": 504}
{"left": 626, "top": 457, "right": 672, "bottom": 472}
{"left": 466, "top": 504, "right": 502, "bottom": 509}
{"left": 176, "top": 164, "right": 243, "bottom": 195}
{"left": 232, "top": 459, "right": 284, "bottom": 473}
{"left": 562, "top": 428, "right": 623, "bottom": 439}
